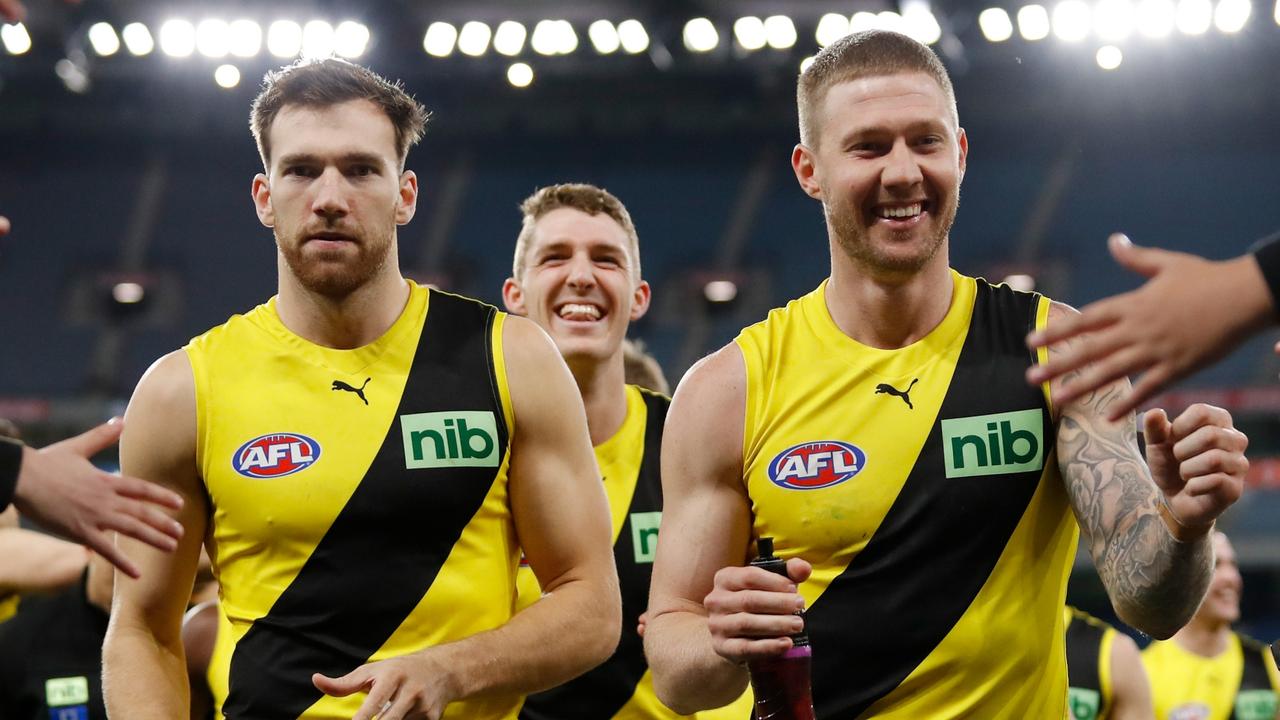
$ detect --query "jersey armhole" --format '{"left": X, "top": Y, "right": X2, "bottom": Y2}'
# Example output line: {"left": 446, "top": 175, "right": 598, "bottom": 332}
{"left": 1033, "top": 296, "right": 1055, "bottom": 418}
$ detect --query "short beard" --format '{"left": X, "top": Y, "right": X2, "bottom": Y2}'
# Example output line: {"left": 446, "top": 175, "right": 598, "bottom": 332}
{"left": 827, "top": 193, "right": 958, "bottom": 276}
{"left": 277, "top": 229, "right": 393, "bottom": 299}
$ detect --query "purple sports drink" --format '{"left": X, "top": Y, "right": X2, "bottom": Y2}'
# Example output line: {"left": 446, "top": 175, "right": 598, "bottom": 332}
{"left": 746, "top": 537, "right": 816, "bottom": 720}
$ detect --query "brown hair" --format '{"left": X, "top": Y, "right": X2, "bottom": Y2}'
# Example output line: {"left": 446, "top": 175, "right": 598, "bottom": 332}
{"left": 250, "top": 58, "right": 429, "bottom": 171}
{"left": 622, "top": 339, "right": 670, "bottom": 395}
{"left": 513, "top": 183, "right": 642, "bottom": 281}
{"left": 797, "top": 30, "right": 957, "bottom": 147}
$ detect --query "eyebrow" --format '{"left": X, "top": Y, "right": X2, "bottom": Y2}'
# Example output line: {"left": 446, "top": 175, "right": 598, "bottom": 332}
{"left": 276, "top": 152, "right": 388, "bottom": 169}
{"left": 841, "top": 118, "right": 950, "bottom": 142}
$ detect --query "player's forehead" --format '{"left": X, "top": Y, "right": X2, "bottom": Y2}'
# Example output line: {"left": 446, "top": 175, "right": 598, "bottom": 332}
{"left": 819, "top": 72, "right": 953, "bottom": 138}
{"left": 528, "top": 207, "right": 631, "bottom": 255}
{"left": 269, "top": 98, "right": 398, "bottom": 167}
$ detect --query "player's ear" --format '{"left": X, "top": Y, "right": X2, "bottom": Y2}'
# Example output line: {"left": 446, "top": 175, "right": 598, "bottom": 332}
{"left": 629, "top": 280, "right": 651, "bottom": 321}
{"left": 792, "top": 144, "right": 822, "bottom": 200}
{"left": 502, "top": 278, "right": 528, "bottom": 315}
{"left": 252, "top": 174, "right": 274, "bottom": 228}
{"left": 395, "top": 170, "right": 418, "bottom": 225}
{"left": 956, "top": 128, "right": 968, "bottom": 184}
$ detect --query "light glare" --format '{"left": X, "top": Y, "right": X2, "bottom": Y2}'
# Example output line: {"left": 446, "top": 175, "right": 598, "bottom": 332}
{"left": 1095, "top": 0, "right": 1136, "bottom": 39}
{"left": 268, "top": 20, "right": 303, "bottom": 57}
{"left": 1018, "top": 5, "right": 1053, "bottom": 38}
{"left": 423, "top": 22, "right": 457, "bottom": 57}
{"left": 458, "top": 21, "right": 492, "bottom": 56}
{"left": 617, "top": 19, "right": 649, "bottom": 53}
{"left": 733, "top": 16, "right": 766, "bottom": 50}
{"left": 1096, "top": 44, "right": 1123, "bottom": 67}
{"left": 493, "top": 21, "right": 526, "bottom": 55}
{"left": 507, "top": 61, "right": 533, "bottom": 87}
{"left": 980, "top": 8, "right": 1016, "bottom": 40}
{"left": 588, "top": 19, "right": 620, "bottom": 54}
{"left": 1176, "top": 0, "right": 1214, "bottom": 32}
{"left": 228, "top": 19, "right": 262, "bottom": 58}
{"left": 159, "top": 19, "right": 196, "bottom": 57}
{"left": 1053, "top": 0, "right": 1093, "bottom": 39}
{"left": 122, "top": 23, "right": 154, "bottom": 55}
{"left": 903, "top": 8, "right": 943, "bottom": 43}
{"left": 704, "top": 280, "right": 738, "bottom": 304}
{"left": 1135, "top": 0, "right": 1177, "bottom": 36}
{"left": 334, "top": 21, "right": 369, "bottom": 58}
{"left": 301, "top": 20, "right": 335, "bottom": 59}
{"left": 88, "top": 22, "right": 120, "bottom": 56}
{"left": 683, "top": 17, "right": 719, "bottom": 52}
{"left": 195, "top": 18, "right": 230, "bottom": 58}
{"left": 1214, "top": 0, "right": 1252, "bottom": 31}
{"left": 816, "top": 13, "right": 851, "bottom": 46}
{"left": 850, "top": 12, "right": 880, "bottom": 32}
{"left": 214, "top": 63, "right": 240, "bottom": 88}
{"left": 1, "top": 23, "right": 32, "bottom": 55}
{"left": 764, "top": 15, "right": 797, "bottom": 49}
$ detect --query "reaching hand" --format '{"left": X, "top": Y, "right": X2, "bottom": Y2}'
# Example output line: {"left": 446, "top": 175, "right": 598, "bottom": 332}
{"left": 13, "top": 418, "right": 184, "bottom": 578}
{"left": 1026, "top": 234, "right": 1274, "bottom": 421}
{"left": 1141, "top": 404, "right": 1247, "bottom": 539}
{"left": 313, "top": 653, "right": 458, "bottom": 720}
{"left": 703, "top": 558, "right": 811, "bottom": 665}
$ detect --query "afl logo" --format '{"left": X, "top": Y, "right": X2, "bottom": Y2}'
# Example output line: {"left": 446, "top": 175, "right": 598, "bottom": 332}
{"left": 767, "top": 441, "right": 866, "bottom": 490}
{"left": 232, "top": 433, "right": 321, "bottom": 479}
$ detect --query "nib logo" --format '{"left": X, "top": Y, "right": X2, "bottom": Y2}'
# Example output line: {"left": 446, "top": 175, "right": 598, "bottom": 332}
{"left": 400, "top": 411, "right": 500, "bottom": 469}
{"left": 941, "top": 409, "right": 1044, "bottom": 479}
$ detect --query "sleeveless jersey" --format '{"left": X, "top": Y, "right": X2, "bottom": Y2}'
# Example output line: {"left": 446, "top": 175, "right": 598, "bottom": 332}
{"left": 1143, "top": 632, "right": 1280, "bottom": 720}
{"left": 735, "top": 271, "right": 1076, "bottom": 719}
{"left": 0, "top": 593, "right": 17, "bottom": 624}
{"left": 207, "top": 603, "right": 233, "bottom": 719}
{"left": 1065, "top": 606, "right": 1117, "bottom": 720}
{"left": 186, "top": 282, "right": 521, "bottom": 719}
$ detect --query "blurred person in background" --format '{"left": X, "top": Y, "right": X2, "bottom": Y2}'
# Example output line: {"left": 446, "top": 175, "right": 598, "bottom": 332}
{"left": 622, "top": 339, "right": 671, "bottom": 396}
{"left": 1064, "top": 605, "right": 1154, "bottom": 720}
{"left": 1142, "top": 532, "right": 1280, "bottom": 720}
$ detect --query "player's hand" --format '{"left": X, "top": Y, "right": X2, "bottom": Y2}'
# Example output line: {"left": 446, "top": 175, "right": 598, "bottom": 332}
{"left": 1142, "top": 404, "right": 1247, "bottom": 539}
{"left": 1026, "top": 234, "right": 1273, "bottom": 421}
{"left": 0, "top": 215, "right": 10, "bottom": 236}
{"left": 704, "top": 558, "right": 811, "bottom": 665}
{"left": 312, "top": 652, "right": 458, "bottom": 720}
{"left": 637, "top": 611, "right": 648, "bottom": 638}
{"left": 13, "top": 417, "right": 185, "bottom": 578}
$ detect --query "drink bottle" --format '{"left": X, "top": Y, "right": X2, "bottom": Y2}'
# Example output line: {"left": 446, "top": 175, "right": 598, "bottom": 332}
{"left": 746, "top": 537, "right": 816, "bottom": 720}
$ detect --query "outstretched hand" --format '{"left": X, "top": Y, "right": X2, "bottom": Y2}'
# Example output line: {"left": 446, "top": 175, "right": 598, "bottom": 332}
{"left": 1027, "top": 234, "right": 1274, "bottom": 420}
{"left": 1141, "top": 404, "right": 1247, "bottom": 540}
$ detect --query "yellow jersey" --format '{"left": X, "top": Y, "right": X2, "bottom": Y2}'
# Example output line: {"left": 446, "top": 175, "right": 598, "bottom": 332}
{"left": 1143, "top": 632, "right": 1280, "bottom": 720}
{"left": 1065, "top": 605, "right": 1118, "bottom": 720}
{"left": 186, "top": 282, "right": 521, "bottom": 719}
{"left": 736, "top": 271, "right": 1076, "bottom": 719}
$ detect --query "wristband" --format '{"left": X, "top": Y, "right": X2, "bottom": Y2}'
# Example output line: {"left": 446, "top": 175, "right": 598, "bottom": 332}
{"left": 0, "top": 438, "right": 22, "bottom": 513}
{"left": 1158, "top": 499, "right": 1213, "bottom": 543}
{"left": 1249, "top": 234, "right": 1280, "bottom": 315}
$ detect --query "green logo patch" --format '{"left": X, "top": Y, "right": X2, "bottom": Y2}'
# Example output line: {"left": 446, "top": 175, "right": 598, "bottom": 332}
{"left": 941, "top": 409, "right": 1044, "bottom": 479}
{"left": 1235, "top": 690, "right": 1278, "bottom": 720}
{"left": 630, "top": 511, "right": 662, "bottom": 564}
{"left": 45, "top": 676, "right": 89, "bottom": 707}
{"left": 401, "top": 411, "right": 499, "bottom": 469}
{"left": 1067, "top": 687, "right": 1100, "bottom": 720}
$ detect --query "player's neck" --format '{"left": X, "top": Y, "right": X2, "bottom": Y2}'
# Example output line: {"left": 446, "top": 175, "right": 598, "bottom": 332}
{"left": 276, "top": 262, "right": 410, "bottom": 350}
{"left": 825, "top": 249, "right": 953, "bottom": 349}
{"left": 566, "top": 353, "right": 629, "bottom": 447}
{"left": 1174, "top": 617, "right": 1233, "bottom": 658}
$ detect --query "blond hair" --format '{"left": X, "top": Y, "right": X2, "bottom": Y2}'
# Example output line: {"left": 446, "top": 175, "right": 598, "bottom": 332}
{"left": 513, "top": 183, "right": 642, "bottom": 281}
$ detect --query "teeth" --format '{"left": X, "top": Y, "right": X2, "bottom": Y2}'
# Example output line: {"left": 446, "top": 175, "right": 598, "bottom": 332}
{"left": 558, "top": 303, "right": 601, "bottom": 320}
{"left": 878, "top": 203, "right": 922, "bottom": 219}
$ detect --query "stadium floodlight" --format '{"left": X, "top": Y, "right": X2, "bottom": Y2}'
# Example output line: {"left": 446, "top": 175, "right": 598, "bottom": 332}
{"left": 704, "top": 280, "right": 738, "bottom": 304}
{"left": 1175, "top": 0, "right": 1214, "bottom": 32}
{"left": 1214, "top": 0, "right": 1251, "bottom": 31}
{"left": 588, "top": 19, "right": 620, "bottom": 54}
{"left": 734, "top": 16, "right": 767, "bottom": 50}
{"left": 1135, "top": 0, "right": 1177, "bottom": 35}
{"left": 764, "top": 15, "right": 798, "bottom": 49}
{"left": 122, "top": 23, "right": 154, "bottom": 55}
{"left": 1018, "top": 4, "right": 1053, "bottom": 37}
{"left": 55, "top": 58, "right": 89, "bottom": 93}
{"left": 816, "top": 13, "right": 851, "bottom": 46}
{"left": 215, "top": 63, "right": 240, "bottom": 88}
{"left": 423, "top": 21, "right": 457, "bottom": 57}
{"left": 458, "top": 21, "right": 492, "bottom": 56}
{"left": 1275, "top": 0, "right": 1279, "bottom": 24}
{"left": 800, "top": 55, "right": 815, "bottom": 72}
{"left": 1094, "top": 0, "right": 1136, "bottom": 39}
{"left": 159, "top": 19, "right": 196, "bottom": 57}
{"left": 1096, "top": 44, "right": 1123, "bottom": 67}
{"left": 902, "top": 8, "right": 943, "bottom": 43}
{"left": 683, "top": 17, "right": 719, "bottom": 52}
{"left": 979, "top": 8, "right": 1016, "bottom": 40}
{"left": 1, "top": 22, "right": 31, "bottom": 55}
{"left": 301, "top": 20, "right": 335, "bottom": 58}
{"left": 507, "top": 61, "right": 533, "bottom": 87}
{"left": 228, "top": 19, "right": 262, "bottom": 58}
{"left": 88, "top": 22, "right": 120, "bottom": 56}
{"left": 617, "top": 19, "right": 649, "bottom": 53}
{"left": 493, "top": 21, "right": 526, "bottom": 55}
{"left": 1052, "top": 0, "right": 1093, "bottom": 39}
{"left": 268, "top": 20, "right": 303, "bottom": 57}
{"left": 196, "top": 19, "right": 230, "bottom": 58}
{"left": 877, "top": 11, "right": 906, "bottom": 33}
{"left": 333, "top": 21, "right": 368, "bottom": 58}
{"left": 554, "top": 20, "right": 578, "bottom": 54}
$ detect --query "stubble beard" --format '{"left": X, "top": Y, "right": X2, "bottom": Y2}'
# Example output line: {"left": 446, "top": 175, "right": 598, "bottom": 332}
{"left": 276, "top": 221, "right": 395, "bottom": 299}
{"left": 827, "top": 192, "right": 959, "bottom": 276}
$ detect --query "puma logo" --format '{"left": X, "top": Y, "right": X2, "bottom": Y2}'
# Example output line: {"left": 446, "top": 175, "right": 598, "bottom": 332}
{"left": 875, "top": 378, "right": 919, "bottom": 410}
{"left": 332, "top": 378, "right": 371, "bottom": 405}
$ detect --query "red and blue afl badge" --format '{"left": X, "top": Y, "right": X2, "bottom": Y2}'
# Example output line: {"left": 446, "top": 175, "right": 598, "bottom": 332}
{"left": 767, "top": 441, "right": 866, "bottom": 490}
{"left": 232, "top": 433, "right": 321, "bottom": 479}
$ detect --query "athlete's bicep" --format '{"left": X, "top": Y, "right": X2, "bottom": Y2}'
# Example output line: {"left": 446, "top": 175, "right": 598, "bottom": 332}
{"left": 1107, "top": 632, "right": 1153, "bottom": 720}
{"left": 649, "top": 344, "right": 753, "bottom": 617}
{"left": 502, "top": 316, "right": 614, "bottom": 595}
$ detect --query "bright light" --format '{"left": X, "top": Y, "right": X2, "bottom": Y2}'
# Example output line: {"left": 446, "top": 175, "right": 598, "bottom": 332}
{"left": 617, "top": 19, "right": 649, "bottom": 53}
{"left": 1053, "top": 0, "right": 1093, "bottom": 38}
{"left": 1018, "top": 5, "right": 1053, "bottom": 37}
{"left": 683, "top": 17, "right": 719, "bottom": 52}
{"left": 55, "top": 58, "right": 89, "bottom": 93}
{"left": 816, "top": 13, "right": 851, "bottom": 46}
{"left": 334, "top": 21, "right": 369, "bottom": 58}
{"left": 507, "top": 61, "right": 533, "bottom": 87}
{"left": 734, "top": 16, "right": 766, "bottom": 50}
{"left": 1096, "top": 44, "right": 1123, "bottom": 67}
{"left": 159, "top": 19, "right": 196, "bottom": 57}
{"left": 1176, "top": 0, "right": 1214, "bottom": 32}
{"left": 1002, "top": 274, "right": 1037, "bottom": 291}
{"left": 903, "top": 8, "right": 943, "bottom": 43}
{"left": 122, "top": 23, "right": 153, "bottom": 55}
{"left": 531, "top": 20, "right": 577, "bottom": 55}
{"left": 704, "top": 280, "right": 738, "bottom": 303}
{"left": 1134, "top": 0, "right": 1177, "bottom": 36}
{"left": 588, "top": 19, "right": 620, "bottom": 54}
{"left": 1275, "top": 0, "right": 1280, "bottom": 24}
{"left": 800, "top": 55, "right": 815, "bottom": 73}
{"left": 228, "top": 19, "right": 261, "bottom": 58}
{"left": 1, "top": 23, "right": 31, "bottom": 55}
{"left": 877, "top": 11, "right": 906, "bottom": 33}
{"left": 214, "top": 63, "right": 240, "bottom": 88}
{"left": 423, "top": 22, "right": 457, "bottom": 57}
{"left": 980, "top": 8, "right": 1016, "bottom": 39}
{"left": 195, "top": 19, "right": 230, "bottom": 58}
{"left": 493, "top": 21, "right": 526, "bottom": 55}
{"left": 1214, "top": 0, "right": 1252, "bottom": 31}
{"left": 764, "top": 15, "right": 797, "bottom": 49}
{"left": 268, "top": 20, "right": 303, "bottom": 57}
{"left": 850, "top": 11, "right": 880, "bottom": 32}
{"left": 88, "top": 22, "right": 120, "bottom": 56}
{"left": 112, "top": 282, "right": 145, "bottom": 304}
{"left": 301, "top": 20, "right": 335, "bottom": 58}
{"left": 1095, "top": 0, "right": 1136, "bottom": 39}
{"left": 458, "top": 21, "right": 491, "bottom": 56}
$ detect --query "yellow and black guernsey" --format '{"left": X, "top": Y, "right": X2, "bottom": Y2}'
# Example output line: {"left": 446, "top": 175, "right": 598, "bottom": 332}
{"left": 1143, "top": 632, "right": 1280, "bottom": 720}
{"left": 736, "top": 270, "right": 1076, "bottom": 719}
{"left": 1065, "top": 606, "right": 1118, "bottom": 720}
{"left": 186, "top": 281, "right": 522, "bottom": 719}
{"left": 515, "top": 385, "right": 696, "bottom": 719}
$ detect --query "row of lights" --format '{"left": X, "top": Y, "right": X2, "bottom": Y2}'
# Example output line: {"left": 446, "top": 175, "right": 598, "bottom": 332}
{"left": 979, "top": 0, "right": 1263, "bottom": 42}
{"left": 422, "top": 19, "right": 650, "bottom": 57}
{"left": 0, "top": 19, "right": 369, "bottom": 59}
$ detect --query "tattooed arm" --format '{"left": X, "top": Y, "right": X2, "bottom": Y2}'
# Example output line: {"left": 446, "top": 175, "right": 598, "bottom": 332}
{"left": 1047, "top": 302, "right": 1247, "bottom": 639}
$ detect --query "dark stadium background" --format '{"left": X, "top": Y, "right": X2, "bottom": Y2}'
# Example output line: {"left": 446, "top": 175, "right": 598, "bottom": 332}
{"left": 2, "top": 0, "right": 1278, "bottom": 642}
